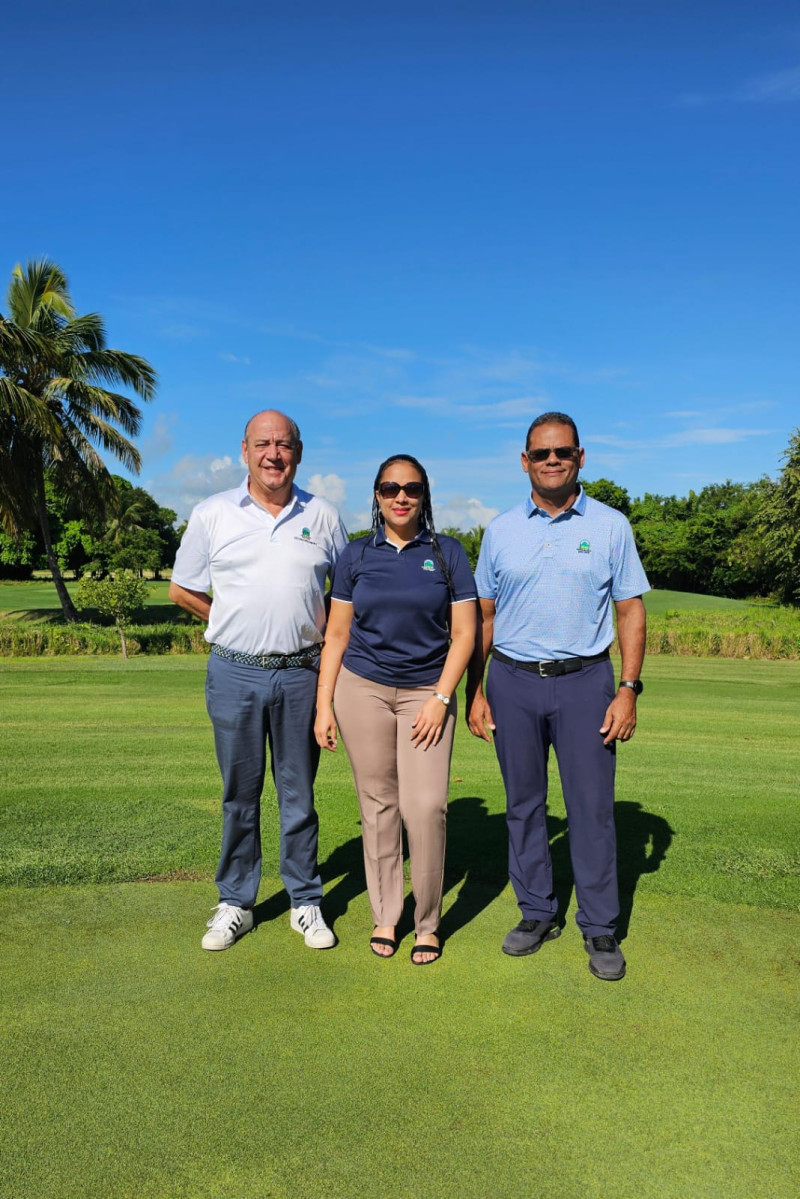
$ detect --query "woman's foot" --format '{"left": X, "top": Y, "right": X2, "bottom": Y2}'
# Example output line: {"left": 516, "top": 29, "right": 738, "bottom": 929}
{"left": 369, "top": 926, "right": 398, "bottom": 958}
{"left": 410, "top": 934, "right": 442, "bottom": 965}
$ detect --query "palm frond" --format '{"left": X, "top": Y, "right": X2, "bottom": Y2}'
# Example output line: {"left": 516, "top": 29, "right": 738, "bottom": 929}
{"left": 61, "top": 409, "right": 143, "bottom": 474}
{"left": 43, "top": 378, "right": 143, "bottom": 438}
{"left": 74, "top": 349, "right": 157, "bottom": 400}
{"left": 62, "top": 313, "right": 106, "bottom": 352}
{"left": 0, "top": 378, "right": 63, "bottom": 441}
{"left": 8, "top": 260, "right": 75, "bottom": 329}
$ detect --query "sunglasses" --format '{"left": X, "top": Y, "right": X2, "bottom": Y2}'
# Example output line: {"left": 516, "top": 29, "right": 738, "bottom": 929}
{"left": 377, "top": 481, "right": 425, "bottom": 499}
{"left": 526, "top": 446, "right": 579, "bottom": 463}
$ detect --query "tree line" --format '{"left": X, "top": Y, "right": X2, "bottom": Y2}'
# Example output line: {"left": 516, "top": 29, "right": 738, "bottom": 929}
{"left": 2, "top": 258, "right": 799, "bottom": 620}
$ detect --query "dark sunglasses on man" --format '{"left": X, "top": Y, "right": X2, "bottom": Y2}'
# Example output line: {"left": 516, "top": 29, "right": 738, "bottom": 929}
{"left": 526, "top": 446, "right": 579, "bottom": 464}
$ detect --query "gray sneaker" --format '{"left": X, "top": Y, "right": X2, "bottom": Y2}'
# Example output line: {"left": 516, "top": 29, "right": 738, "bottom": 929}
{"left": 502, "top": 918, "right": 561, "bottom": 957}
{"left": 584, "top": 935, "right": 626, "bottom": 980}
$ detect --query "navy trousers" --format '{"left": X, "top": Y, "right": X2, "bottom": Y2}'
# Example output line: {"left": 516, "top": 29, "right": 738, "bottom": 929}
{"left": 205, "top": 652, "right": 322, "bottom": 909}
{"left": 487, "top": 655, "right": 619, "bottom": 938}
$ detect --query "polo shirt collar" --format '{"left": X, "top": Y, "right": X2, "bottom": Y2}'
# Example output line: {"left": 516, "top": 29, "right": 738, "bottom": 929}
{"left": 238, "top": 478, "right": 304, "bottom": 512}
{"left": 526, "top": 485, "right": 586, "bottom": 520}
{"left": 374, "top": 525, "right": 433, "bottom": 548}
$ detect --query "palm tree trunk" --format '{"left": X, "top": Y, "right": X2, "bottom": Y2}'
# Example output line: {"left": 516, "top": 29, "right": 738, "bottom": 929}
{"left": 34, "top": 473, "right": 79, "bottom": 622}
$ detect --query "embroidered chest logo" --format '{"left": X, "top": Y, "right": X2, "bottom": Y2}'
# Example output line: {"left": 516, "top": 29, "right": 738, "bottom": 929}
{"left": 294, "top": 527, "right": 318, "bottom": 546}
{"left": 577, "top": 540, "right": 591, "bottom": 554}
{"left": 422, "top": 559, "right": 436, "bottom": 572}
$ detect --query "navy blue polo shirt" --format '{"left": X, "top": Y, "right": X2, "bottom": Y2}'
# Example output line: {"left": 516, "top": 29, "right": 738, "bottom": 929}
{"left": 331, "top": 528, "right": 477, "bottom": 687}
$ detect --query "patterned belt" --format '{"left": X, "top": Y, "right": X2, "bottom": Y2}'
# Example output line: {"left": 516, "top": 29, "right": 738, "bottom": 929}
{"left": 491, "top": 648, "right": 609, "bottom": 678}
{"left": 211, "top": 643, "right": 322, "bottom": 670}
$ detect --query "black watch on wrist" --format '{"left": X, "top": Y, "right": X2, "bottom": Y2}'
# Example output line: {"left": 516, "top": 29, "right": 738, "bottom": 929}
{"left": 619, "top": 679, "right": 644, "bottom": 696}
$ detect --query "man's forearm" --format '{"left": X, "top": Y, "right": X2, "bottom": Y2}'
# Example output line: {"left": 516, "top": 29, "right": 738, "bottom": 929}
{"left": 615, "top": 597, "right": 646, "bottom": 681}
{"left": 169, "top": 581, "right": 212, "bottom": 623}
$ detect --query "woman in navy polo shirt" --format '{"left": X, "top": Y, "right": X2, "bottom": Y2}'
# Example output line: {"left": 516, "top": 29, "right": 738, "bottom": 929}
{"left": 314, "top": 454, "right": 477, "bottom": 964}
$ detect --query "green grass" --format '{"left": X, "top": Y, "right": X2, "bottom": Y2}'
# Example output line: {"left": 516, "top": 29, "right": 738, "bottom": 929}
{"left": 642, "top": 587, "right": 757, "bottom": 614}
{"left": 1, "top": 655, "right": 798, "bottom": 1198}
{"left": 0, "top": 579, "right": 763, "bottom": 618}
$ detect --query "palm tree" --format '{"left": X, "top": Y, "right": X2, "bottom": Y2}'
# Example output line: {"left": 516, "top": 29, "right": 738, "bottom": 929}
{"left": 0, "top": 259, "right": 157, "bottom": 620}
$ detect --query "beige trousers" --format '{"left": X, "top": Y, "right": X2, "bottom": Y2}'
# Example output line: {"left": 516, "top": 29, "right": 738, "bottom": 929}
{"left": 333, "top": 666, "right": 456, "bottom": 936}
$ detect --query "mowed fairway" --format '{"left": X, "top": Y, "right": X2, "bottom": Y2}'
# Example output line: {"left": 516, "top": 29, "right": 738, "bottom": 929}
{"left": 1, "top": 656, "right": 798, "bottom": 1199}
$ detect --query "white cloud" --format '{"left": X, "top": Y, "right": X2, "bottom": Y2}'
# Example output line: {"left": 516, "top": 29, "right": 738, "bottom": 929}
{"left": 434, "top": 495, "right": 499, "bottom": 532}
{"left": 306, "top": 472, "right": 347, "bottom": 504}
{"left": 740, "top": 65, "right": 800, "bottom": 103}
{"left": 219, "top": 352, "right": 252, "bottom": 365}
{"left": 676, "top": 63, "right": 800, "bottom": 108}
{"left": 149, "top": 453, "right": 244, "bottom": 518}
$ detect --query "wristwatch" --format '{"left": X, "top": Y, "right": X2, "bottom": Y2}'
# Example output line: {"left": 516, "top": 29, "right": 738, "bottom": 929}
{"left": 433, "top": 692, "right": 451, "bottom": 706}
{"left": 619, "top": 679, "right": 644, "bottom": 695}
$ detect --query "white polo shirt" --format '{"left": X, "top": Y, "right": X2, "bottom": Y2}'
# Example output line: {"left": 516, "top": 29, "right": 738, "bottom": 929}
{"left": 171, "top": 479, "right": 349, "bottom": 656}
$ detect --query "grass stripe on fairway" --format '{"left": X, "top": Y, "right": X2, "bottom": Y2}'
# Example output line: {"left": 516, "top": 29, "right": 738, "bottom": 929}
{"left": 2, "top": 656, "right": 798, "bottom": 910}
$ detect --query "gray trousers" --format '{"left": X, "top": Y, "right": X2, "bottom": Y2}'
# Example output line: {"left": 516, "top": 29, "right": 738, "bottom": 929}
{"left": 333, "top": 666, "right": 456, "bottom": 937}
{"left": 205, "top": 652, "right": 322, "bottom": 909}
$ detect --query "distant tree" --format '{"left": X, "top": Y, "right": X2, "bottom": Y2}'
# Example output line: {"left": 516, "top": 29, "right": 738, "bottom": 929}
{"left": 0, "top": 259, "right": 156, "bottom": 620}
{"left": 98, "top": 477, "right": 178, "bottom": 577}
{"left": 0, "top": 528, "right": 35, "bottom": 578}
{"left": 758, "top": 429, "right": 800, "bottom": 604}
{"left": 582, "top": 478, "right": 632, "bottom": 517}
{"left": 76, "top": 572, "right": 151, "bottom": 659}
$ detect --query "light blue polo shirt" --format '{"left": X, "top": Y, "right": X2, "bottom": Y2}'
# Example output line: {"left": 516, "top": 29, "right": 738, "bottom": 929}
{"left": 474, "top": 488, "right": 649, "bottom": 660}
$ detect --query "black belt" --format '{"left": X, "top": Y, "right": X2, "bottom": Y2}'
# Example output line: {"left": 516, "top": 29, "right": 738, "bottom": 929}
{"left": 211, "top": 643, "right": 321, "bottom": 670}
{"left": 491, "top": 648, "right": 609, "bottom": 678}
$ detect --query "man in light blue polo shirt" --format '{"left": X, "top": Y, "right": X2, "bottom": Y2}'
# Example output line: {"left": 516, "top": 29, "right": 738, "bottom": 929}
{"left": 468, "top": 412, "right": 649, "bottom": 981}
{"left": 170, "top": 410, "right": 348, "bottom": 953}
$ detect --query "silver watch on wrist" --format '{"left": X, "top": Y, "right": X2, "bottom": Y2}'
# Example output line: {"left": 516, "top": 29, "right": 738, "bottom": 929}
{"left": 433, "top": 692, "right": 451, "bottom": 706}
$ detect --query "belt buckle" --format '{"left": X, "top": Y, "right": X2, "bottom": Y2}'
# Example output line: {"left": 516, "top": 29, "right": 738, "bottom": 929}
{"left": 538, "top": 660, "right": 552, "bottom": 678}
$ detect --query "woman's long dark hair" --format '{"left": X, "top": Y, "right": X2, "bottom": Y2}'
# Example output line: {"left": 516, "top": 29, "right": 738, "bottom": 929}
{"left": 365, "top": 453, "right": 454, "bottom": 599}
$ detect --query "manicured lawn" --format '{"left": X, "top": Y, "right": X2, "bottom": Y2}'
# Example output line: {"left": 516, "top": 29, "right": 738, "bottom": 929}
{"left": 1, "top": 655, "right": 798, "bottom": 1198}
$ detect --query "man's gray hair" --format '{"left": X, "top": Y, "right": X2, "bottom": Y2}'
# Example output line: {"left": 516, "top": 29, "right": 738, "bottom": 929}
{"left": 243, "top": 412, "right": 302, "bottom": 444}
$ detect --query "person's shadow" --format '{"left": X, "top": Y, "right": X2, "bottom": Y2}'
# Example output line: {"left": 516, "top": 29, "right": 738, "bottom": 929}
{"left": 253, "top": 796, "right": 673, "bottom": 945}
{"left": 614, "top": 800, "right": 674, "bottom": 940}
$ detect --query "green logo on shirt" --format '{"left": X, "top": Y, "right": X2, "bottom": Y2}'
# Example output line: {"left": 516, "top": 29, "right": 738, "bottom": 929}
{"left": 423, "top": 559, "right": 435, "bottom": 572}
{"left": 578, "top": 540, "right": 591, "bottom": 554}
{"left": 301, "top": 528, "right": 311, "bottom": 540}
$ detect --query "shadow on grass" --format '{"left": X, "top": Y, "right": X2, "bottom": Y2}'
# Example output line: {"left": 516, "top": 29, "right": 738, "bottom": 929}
{"left": 252, "top": 796, "right": 674, "bottom": 944}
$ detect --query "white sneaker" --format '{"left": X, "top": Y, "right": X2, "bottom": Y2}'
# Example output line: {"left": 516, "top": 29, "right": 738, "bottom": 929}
{"left": 201, "top": 904, "right": 254, "bottom": 951}
{"left": 290, "top": 905, "right": 336, "bottom": 949}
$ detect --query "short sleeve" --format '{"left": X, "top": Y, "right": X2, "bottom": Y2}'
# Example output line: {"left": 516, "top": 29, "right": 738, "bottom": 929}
{"left": 170, "top": 507, "right": 212, "bottom": 592}
{"left": 330, "top": 540, "right": 358, "bottom": 602}
{"left": 610, "top": 519, "right": 650, "bottom": 601}
{"left": 445, "top": 538, "right": 477, "bottom": 602}
{"left": 473, "top": 525, "right": 497, "bottom": 600}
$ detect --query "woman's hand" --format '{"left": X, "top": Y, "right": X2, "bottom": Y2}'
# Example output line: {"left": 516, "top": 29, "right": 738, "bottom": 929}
{"left": 314, "top": 698, "right": 339, "bottom": 752}
{"left": 410, "top": 695, "right": 448, "bottom": 749}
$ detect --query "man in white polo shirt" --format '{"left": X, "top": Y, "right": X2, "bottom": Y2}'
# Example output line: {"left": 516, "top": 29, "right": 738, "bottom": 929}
{"left": 170, "top": 410, "right": 349, "bottom": 951}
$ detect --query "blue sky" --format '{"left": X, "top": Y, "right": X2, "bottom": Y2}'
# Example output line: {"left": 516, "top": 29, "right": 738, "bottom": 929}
{"left": 3, "top": 0, "right": 798, "bottom": 531}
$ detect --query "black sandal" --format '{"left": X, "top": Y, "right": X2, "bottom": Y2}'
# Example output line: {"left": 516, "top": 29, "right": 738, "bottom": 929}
{"left": 410, "top": 941, "right": 442, "bottom": 965}
{"left": 370, "top": 936, "right": 398, "bottom": 958}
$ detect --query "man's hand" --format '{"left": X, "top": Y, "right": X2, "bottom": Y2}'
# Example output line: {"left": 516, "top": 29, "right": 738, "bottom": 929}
{"left": 467, "top": 692, "right": 496, "bottom": 742}
{"left": 599, "top": 687, "right": 637, "bottom": 745}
